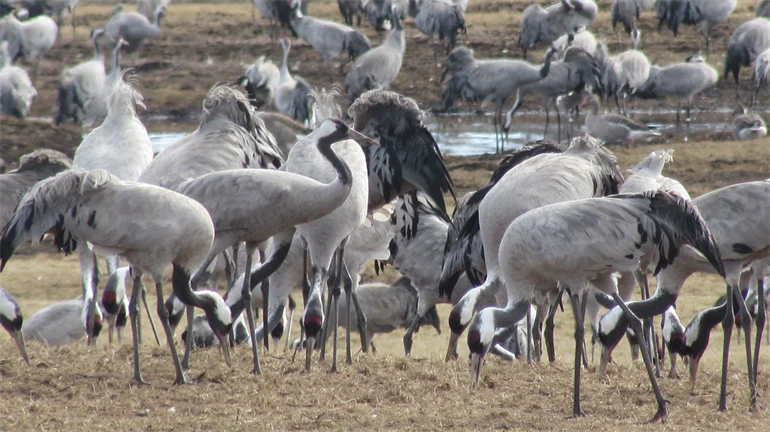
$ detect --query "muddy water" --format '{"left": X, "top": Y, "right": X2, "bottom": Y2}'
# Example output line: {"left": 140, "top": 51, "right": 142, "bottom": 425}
{"left": 146, "top": 109, "right": 737, "bottom": 157}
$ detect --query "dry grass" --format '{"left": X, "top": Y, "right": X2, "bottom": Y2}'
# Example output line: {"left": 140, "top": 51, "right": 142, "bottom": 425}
{"left": 1, "top": 137, "right": 769, "bottom": 431}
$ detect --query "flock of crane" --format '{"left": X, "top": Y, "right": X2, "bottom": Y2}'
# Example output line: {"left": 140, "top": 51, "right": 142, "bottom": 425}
{"left": 0, "top": 0, "right": 769, "bottom": 424}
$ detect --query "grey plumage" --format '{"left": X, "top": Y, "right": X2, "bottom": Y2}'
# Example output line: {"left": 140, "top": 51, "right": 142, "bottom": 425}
{"left": 552, "top": 29, "right": 598, "bottom": 59}
{"left": 137, "top": 0, "right": 167, "bottom": 21}
{"left": 759, "top": 0, "right": 770, "bottom": 18}
{"left": 361, "top": 0, "right": 406, "bottom": 32}
{"left": 752, "top": 48, "right": 770, "bottom": 108}
{"left": 0, "top": 168, "right": 233, "bottom": 384}
{"left": 610, "top": 0, "right": 654, "bottom": 48}
{"left": 238, "top": 55, "right": 280, "bottom": 109}
{"left": 338, "top": 0, "right": 361, "bottom": 26}
{"left": 21, "top": 0, "right": 77, "bottom": 37}
{"left": 412, "top": 0, "right": 465, "bottom": 79}
{"left": 253, "top": 0, "right": 297, "bottom": 39}
{"left": 22, "top": 297, "right": 104, "bottom": 346}
{"left": 598, "top": 47, "right": 650, "bottom": 114}
{"left": 349, "top": 89, "right": 455, "bottom": 214}
{"left": 441, "top": 46, "right": 554, "bottom": 151}
{"left": 503, "top": 47, "right": 604, "bottom": 142}
{"left": 731, "top": 106, "right": 767, "bottom": 140}
{"left": 290, "top": 7, "right": 370, "bottom": 81}
{"left": 0, "top": 40, "right": 35, "bottom": 117}
{"left": 723, "top": 18, "right": 770, "bottom": 85}
{"left": 345, "top": 12, "right": 405, "bottom": 103}
{"left": 583, "top": 93, "right": 660, "bottom": 145}
{"left": 518, "top": 0, "right": 598, "bottom": 59}
{"left": 0, "top": 149, "right": 72, "bottom": 233}
{"left": 139, "top": 85, "right": 283, "bottom": 190}
{"left": 256, "top": 111, "right": 310, "bottom": 156}
{"left": 104, "top": 5, "right": 165, "bottom": 57}
{"left": 635, "top": 55, "right": 718, "bottom": 125}
{"left": 0, "top": 11, "right": 57, "bottom": 79}
{"left": 656, "top": 0, "right": 736, "bottom": 56}
{"left": 53, "top": 28, "right": 108, "bottom": 126}
{"left": 275, "top": 38, "right": 312, "bottom": 125}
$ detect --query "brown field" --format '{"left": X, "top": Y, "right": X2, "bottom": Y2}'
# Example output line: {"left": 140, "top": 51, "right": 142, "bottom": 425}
{"left": 1, "top": 0, "right": 770, "bottom": 430}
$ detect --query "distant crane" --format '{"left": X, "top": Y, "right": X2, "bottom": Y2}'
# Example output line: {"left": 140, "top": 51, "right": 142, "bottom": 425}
{"left": 656, "top": 0, "right": 736, "bottom": 57}
{"left": 0, "top": 40, "right": 35, "bottom": 117}
{"left": 610, "top": 0, "right": 654, "bottom": 49}
{"left": 518, "top": 0, "right": 598, "bottom": 59}
{"left": 752, "top": 48, "right": 769, "bottom": 109}
{"left": 723, "top": 18, "right": 770, "bottom": 94}
{"left": 412, "top": 0, "right": 466, "bottom": 81}
{"left": 0, "top": 10, "right": 57, "bottom": 81}
{"left": 275, "top": 38, "right": 312, "bottom": 125}
{"left": 104, "top": 5, "right": 166, "bottom": 64}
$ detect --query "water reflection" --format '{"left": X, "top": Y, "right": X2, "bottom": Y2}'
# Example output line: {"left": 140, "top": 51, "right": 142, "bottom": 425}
{"left": 147, "top": 111, "right": 733, "bottom": 157}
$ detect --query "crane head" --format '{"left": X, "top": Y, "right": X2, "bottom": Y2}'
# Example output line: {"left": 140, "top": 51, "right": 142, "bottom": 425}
{"left": 0, "top": 293, "right": 29, "bottom": 364}
{"left": 467, "top": 308, "right": 495, "bottom": 388}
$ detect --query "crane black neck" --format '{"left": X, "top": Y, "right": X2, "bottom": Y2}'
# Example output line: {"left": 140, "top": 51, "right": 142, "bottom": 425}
{"left": 317, "top": 133, "right": 352, "bottom": 187}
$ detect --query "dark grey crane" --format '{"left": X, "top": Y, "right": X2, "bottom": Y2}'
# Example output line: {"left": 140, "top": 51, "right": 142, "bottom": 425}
{"left": 338, "top": 0, "right": 361, "bottom": 26}
{"left": 724, "top": 17, "right": 770, "bottom": 94}
{"left": 502, "top": 47, "right": 603, "bottom": 143}
{"left": 238, "top": 55, "right": 279, "bottom": 110}
{"left": 361, "top": 0, "right": 406, "bottom": 32}
{"left": 253, "top": 0, "right": 296, "bottom": 39}
{"left": 656, "top": 0, "right": 736, "bottom": 57}
{"left": 610, "top": 0, "right": 654, "bottom": 49}
{"left": 53, "top": 29, "right": 107, "bottom": 126}
{"left": 345, "top": 10, "right": 405, "bottom": 103}
{"left": 104, "top": 5, "right": 165, "bottom": 63}
{"left": 752, "top": 47, "right": 769, "bottom": 109}
{"left": 441, "top": 46, "right": 555, "bottom": 152}
{"left": 759, "top": 0, "right": 770, "bottom": 18}
{"left": 289, "top": 3, "right": 371, "bottom": 82}
{"left": 411, "top": 0, "right": 465, "bottom": 81}
{"left": 518, "top": 0, "right": 598, "bottom": 59}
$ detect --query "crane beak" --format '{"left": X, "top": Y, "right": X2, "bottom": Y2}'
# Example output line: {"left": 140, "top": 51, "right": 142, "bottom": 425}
{"left": 445, "top": 332, "right": 460, "bottom": 362}
{"left": 688, "top": 355, "right": 699, "bottom": 395}
{"left": 469, "top": 352, "right": 483, "bottom": 388}
{"left": 12, "top": 330, "right": 29, "bottom": 365}
{"left": 598, "top": 344, "right": 612, "bottom": 378}
{"left": 345, "top": 128, "right": 379, "bottom": 146}
{"left": 217, "top": 333, "right": 232, "bottom": 367}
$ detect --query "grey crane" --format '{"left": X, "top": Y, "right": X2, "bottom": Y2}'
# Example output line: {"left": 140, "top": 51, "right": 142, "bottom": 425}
{"left": 282, "top": 89, "right": 372, "bottom": 373}
{"left": 518, "top": 0, "right": 598, "bottom": 59}
{"left": 139, "top": 85, "right": 283, "bottom": 190}
{"left": 53, "top": 28, "right": 108, "bottom": 126}
{"left": 610, "top": 0, "right": 654, "bottom": 49}
{"left": 361, "top": 0, "right": 406, "bottom": 32}
{"left": 0, "top": 287, "right": 30, "bottom": 363}
{"left": 731, "top": 105, "right": 767, "bottom": 140}
{"left": 84, "top": 37, "right": 128, "bottom": 127}
{"left": 275, "top": 38, "right": 312, "bottom": 125}
{"left": 0, "top": 40, "right": 35, "bottom": 117}
{"left": 656, "top": 0, "right": 736, "bottom": 57}
{"left": 289, "top": 2, "right": 371, "bottom": 82}
{"left": 72, "top": 75, "right": 153, "bottom": 343}
{"left": 598, "top": 47, "right": 650, "bottom": 115}
{"left": 411, "top": 0, "right": 466, "bottom": 81}
{"left": 0, "top": 10, "right": 57, "bottom": 80}
{"left": 21, "top": 0, "right": 76, "bottom": 39}
{"left": 468, "top": 189, "right": 723, "bottom": 422}
{"left": 752, "top": 48, "right": 769, "bottom": 109}
{"left": 0, "top": 149, "right": 71, "bottom": 231}
{"left": 238, "top": 55, "right": 280, "bottom": 109}
{"left": 0, "top": 168, "right": 234, "bottom": 385}
{"left": 330, "top": 277, "right": 442, "bottom": 352}
{"left": 582, "top": 93, "right": 660, "bottom": 145}
{"left": 138, "top": 85, "right": 283, "bottom": 369}
{"left": 338, "top": 0, "right": 361, "bottom": 26}
{"left": 659, "top": 306, "right": 685, "bottom": 379}
{"left": 445, "top": 136, "right": 622, "bottom": 363}
{"left": 345, "top": 10, "right": 405, "bottom": 103}
{"left": 179, "top": 119, "right": 377, "bottom": 374}
{"left": 635, "top": 55, "right": 718, "bottom": 126}
{"left": 759, "top": 0, "right": 770, "bottom": 18}
{"left": 502, "top": 47, "right": 604, "bottom": 143}
{"left": 22, "top": 296, "right": 104, "bottom": 346}
{"left": 724, "top": 18, "right": 770, "bottom": 92}
{"left": 441, "top": 46, "right": 555, "bottom": 152}
{"left": 552, "top": 29, "right": 598, "bottom": 59}
{"left": 598, "top": 180, "right": 770, "bottom": 412}
{"left": 104, "top": 5, "right": 165, "bottom": 63}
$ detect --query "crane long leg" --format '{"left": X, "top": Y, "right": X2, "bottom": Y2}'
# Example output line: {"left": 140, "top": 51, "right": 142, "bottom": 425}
{"left": 568, "top": 290, "right": 586, "bottom": 418}
{"left": 349, "top": 273, "right": 368, "bottom": 353}
{"left": 340, "top": 261, "right": 361, "bottom": 363}
{"left": 533, "top": 300, "right": 545, "bottom": 362}
{"left": 154, "top": 281, "right": 188, "bottom": 385}
{"left": 129, "top": 275, "right": 148, "bottom": 385}
{"left": 719, "top": 283, "right": 735, "bottom": 411}
{"left": 181, "top": 305, "right": 195, "bottom": 370}
{"left": 545, "top": 286, "right": 564, "bottom": 363}
{"left": 241, "top": 244, "right": 262, "bottom": 374}
{"left": 556, "top": 107, "right": 562, "bottom": 144}
{"left": 753, "top": 278, "right": 765, "bottom": 387}
{"left": 730, "top": 284, "right": 757, "bottom": 411}
{"left": 403, "top": 309, "right": 422, "bottom": 357}
{"left": 526, "top": 306, "right": 532, "bottom": 363}
{"left": 141, "top": 288, "right": 161, "bottom": 346}
{"left": 611, "top": 292, "right": 668, "bottom": 423}
{"left": 284, "top": 296, "right": 296, "bottom": 351}
{"left": 543, "top": 106, "right": 550, "bottom": 140}
{"left": 636, "top": 270, "right": 660, "bottom": 377}
{"left": 324, "top": 58, "right": 335, "bottom": 83}
{"left": 262, "top": 280, "right": 271, "bottom": 351}
{"left": 330, "top": 284, "right": 340, "bottom": 373}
